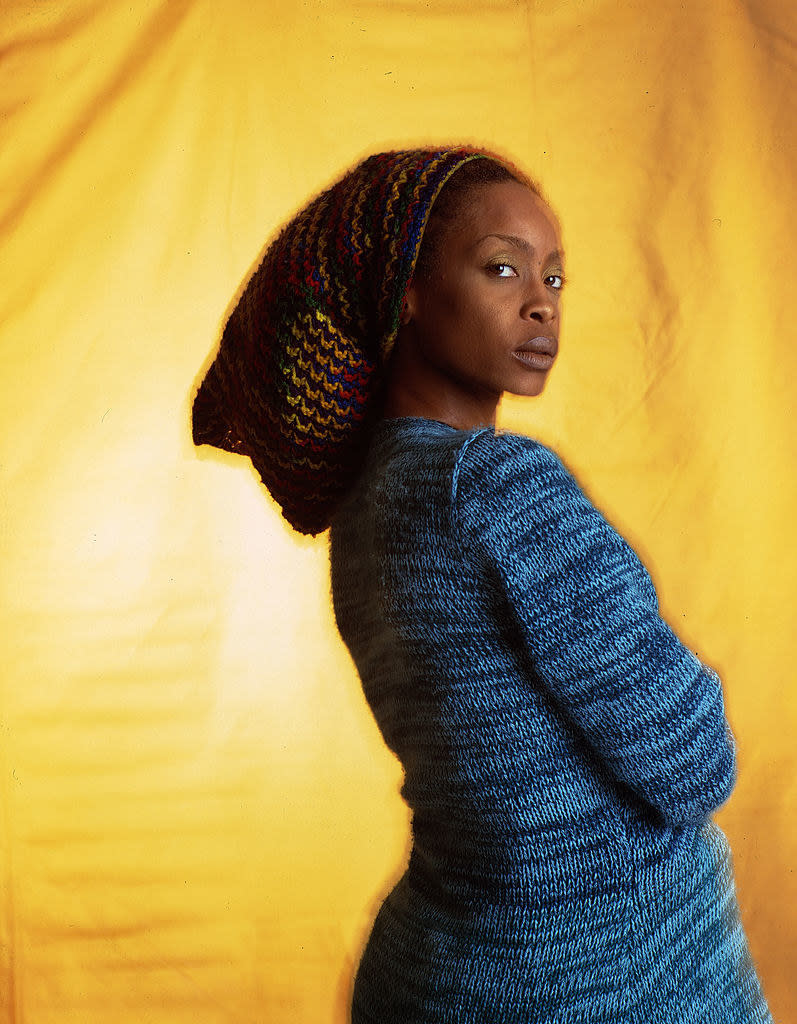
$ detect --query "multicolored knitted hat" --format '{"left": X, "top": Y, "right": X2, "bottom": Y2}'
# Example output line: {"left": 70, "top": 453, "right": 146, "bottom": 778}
{"left": 192, "top": 147, "right": 511, "bottom": 535}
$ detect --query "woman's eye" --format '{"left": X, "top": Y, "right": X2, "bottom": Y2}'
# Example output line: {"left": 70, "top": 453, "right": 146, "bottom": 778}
{"left": 546, "top": 273, "right": 564, "bottom": 290}
{"left": 488, "top": 263, "right": 518, "bottom": 278}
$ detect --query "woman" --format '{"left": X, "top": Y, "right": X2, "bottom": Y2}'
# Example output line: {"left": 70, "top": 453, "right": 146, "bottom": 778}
{"left": 193, "top": 148, "right": 772, "bottom": 1022}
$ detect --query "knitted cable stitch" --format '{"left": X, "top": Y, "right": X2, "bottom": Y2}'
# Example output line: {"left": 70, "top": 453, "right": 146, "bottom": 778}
{"left": 192, "top": 148, "right": 513, "bottom": 535}
{"left": 329, "top": 417, "right": 772, "bottom": 1024}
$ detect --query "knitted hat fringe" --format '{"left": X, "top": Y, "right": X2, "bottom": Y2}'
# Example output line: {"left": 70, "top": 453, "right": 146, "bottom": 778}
{"left": 192, "top": 147, "right": 507, "bottom": 534}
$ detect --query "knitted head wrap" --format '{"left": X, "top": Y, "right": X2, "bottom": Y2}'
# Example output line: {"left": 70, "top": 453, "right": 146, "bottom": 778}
{"left": 192, "top": 147, "right": 513, "bottom": 534}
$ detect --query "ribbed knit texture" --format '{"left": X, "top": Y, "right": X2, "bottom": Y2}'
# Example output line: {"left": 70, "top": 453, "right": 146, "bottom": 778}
{"left": 329, "top": 417, "right": 772, "bottom": 1024}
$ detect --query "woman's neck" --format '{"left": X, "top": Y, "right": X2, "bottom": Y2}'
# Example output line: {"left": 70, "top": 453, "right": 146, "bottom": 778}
{"left": 382, "top": 345, "right": 499, "bottom": 431}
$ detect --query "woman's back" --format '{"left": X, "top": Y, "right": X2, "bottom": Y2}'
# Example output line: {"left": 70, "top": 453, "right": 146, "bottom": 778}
{"left": 329, "top": 416, "right": 771, "bottom": 1024}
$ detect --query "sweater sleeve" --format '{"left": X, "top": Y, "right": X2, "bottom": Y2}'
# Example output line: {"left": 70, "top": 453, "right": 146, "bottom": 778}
{"left": 454, "top": 429, "right": 737, "bottom": 826}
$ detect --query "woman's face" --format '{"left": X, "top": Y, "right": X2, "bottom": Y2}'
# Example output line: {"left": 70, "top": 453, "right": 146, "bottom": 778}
{"left": 394, "top": 179, "right": 564, "bottom": 428}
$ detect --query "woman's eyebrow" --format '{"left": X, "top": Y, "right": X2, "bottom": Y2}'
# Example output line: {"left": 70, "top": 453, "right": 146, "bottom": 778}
{"left": 476, "top": 233, "right": 564, "bottom": 263}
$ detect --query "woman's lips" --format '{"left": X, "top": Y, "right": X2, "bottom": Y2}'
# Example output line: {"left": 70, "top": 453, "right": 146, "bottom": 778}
{"left": 513, "top": 336, "right": 558, "bottom": 371}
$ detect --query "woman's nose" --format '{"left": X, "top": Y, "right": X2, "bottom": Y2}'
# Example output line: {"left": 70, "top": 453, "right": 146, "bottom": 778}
{"left": 520, "top": 286, "right": 556, "bottom": 323}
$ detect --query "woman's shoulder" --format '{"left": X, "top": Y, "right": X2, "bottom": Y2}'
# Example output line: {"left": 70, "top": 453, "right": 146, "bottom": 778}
{"left": 361, "top": 418, "right": 582, "bottom": 531}
{"left": 369, "top": 419, "right": 569, "bottom": 492}
{"left": 449, "top": 426, "right": 619, "bottom": 563}
{"left": 451, "top": 425, "right": 576, "bottom": 507}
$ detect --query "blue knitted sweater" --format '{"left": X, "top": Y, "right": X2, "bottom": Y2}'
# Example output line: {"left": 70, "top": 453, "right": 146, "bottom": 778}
{"left": 329, "top": 417, "right": 772, "bottom": 1024}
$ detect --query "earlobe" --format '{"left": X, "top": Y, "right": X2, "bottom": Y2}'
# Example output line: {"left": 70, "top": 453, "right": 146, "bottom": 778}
{"left": 400, "top": 284, "right": 417, "bottom": 325}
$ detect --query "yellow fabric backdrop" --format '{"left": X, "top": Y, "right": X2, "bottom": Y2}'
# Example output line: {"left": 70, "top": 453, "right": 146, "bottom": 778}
{"left": 1, "top": 0, "right": 794, "bottom": 1020}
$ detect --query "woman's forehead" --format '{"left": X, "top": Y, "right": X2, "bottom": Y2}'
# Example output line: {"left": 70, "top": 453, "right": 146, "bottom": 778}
{"left": 448, "top": 182, "right": 562, "bottom": 251}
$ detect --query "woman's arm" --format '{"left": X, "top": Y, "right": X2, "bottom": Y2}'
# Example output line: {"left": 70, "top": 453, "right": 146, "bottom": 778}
{"left": 454, "top": 430, "right": 736, "bottom": 826}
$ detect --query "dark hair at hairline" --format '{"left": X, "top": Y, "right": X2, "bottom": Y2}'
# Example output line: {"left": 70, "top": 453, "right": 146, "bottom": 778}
{"left": 413, "top": 157, "right": 542, "bottom": 280}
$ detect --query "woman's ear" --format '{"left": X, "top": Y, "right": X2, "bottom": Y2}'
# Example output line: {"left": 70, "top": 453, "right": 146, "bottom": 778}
{"left": 399, "top": 282, "right": 417, "bottom": 326}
